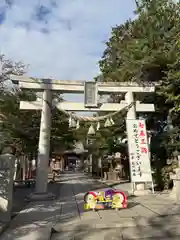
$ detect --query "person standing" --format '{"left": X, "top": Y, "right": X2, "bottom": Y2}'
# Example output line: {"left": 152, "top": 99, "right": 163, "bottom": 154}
{"left": 72, "top": 163, "right": 76, "bottom": 172}
{"left": 50, "top": 157, "right": 61, "bottom": 182}
{"left": 50, "top": 158, "right": 56, "bottom": 182}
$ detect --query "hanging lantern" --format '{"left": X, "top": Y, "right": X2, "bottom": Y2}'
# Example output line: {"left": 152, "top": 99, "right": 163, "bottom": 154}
{"left": 68, "top": 116, "right": 76, "bottom": 128}
{"left": 72, "top": 118, "right": 77, "bottom": 128}
{"left": 68, "top": 116, "right": 72, "bottom": 127}
{"left": 96, "top": 122, "right": 100, "bottom": 131}
{"left": 76, "top": 120, "right": 80, "bottom": 129}
{"left": 87, "top": 124, "right": 95, "bottom": 135}
{"left": 110, "top": 117, "right": 115, "bottom": 125}
{"left": 104, "top": 118, "right": 111, "bottom": 127}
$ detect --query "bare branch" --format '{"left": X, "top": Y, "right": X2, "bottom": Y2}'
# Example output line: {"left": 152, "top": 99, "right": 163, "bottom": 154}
{"left": 0, "top": 54, "right": 27, "bottom": 85}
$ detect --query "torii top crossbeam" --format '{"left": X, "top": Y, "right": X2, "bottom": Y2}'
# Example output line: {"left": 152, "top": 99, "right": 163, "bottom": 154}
{"left": 11, "top": 75, "right": 155, "bottom": 94}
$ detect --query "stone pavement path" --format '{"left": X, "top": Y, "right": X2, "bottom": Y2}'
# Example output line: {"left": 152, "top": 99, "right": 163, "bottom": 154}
{"left": 1, "top": 171, "right": 180, "bottom": 240}
{"left": 12, "top": 176, "right": 61, "bottom": 216}
{"left": 51, "top": 172, "right": 180, "bottom": 240}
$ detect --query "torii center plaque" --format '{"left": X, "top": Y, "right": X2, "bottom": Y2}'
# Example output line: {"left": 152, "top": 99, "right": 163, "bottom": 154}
{"left": 84, "top": 81, "right": 98, "bottom": 108}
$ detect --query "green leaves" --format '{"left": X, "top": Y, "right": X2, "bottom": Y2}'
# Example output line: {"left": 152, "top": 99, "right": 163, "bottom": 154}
{"left": 98, "top": 0, "right": 180, "bottom": 162}
{"left": 0, "top": 55, "right": 76, "bottom": 154}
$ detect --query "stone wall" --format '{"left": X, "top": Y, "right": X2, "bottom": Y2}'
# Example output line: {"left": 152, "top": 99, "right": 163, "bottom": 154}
{"left": 0, "top": 154, "right": 15, "bottom": 222}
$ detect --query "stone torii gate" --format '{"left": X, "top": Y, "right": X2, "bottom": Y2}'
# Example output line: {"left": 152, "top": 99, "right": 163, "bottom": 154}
{"left": 11, "top": 75, "right": 155, "bottom": 199}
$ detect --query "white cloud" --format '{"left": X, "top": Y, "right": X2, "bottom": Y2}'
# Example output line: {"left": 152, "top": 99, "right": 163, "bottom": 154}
{"left": 0, "top": 0, "right": 135, "bottom": 104}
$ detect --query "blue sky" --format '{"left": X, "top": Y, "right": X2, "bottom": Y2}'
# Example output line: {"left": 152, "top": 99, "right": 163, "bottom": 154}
{"left": 0, "top": 0, "right": 135, "bottom": 103}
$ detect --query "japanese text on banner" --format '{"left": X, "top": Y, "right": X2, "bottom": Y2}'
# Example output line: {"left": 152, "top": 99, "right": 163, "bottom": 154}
{"left": 138, "top": 121, "right": 148, "bottom": 154}
{"left": 127, "top": 119, "right": 152, "bottom": 182}
{"left": 130, "top": 122, "right": 142, "bottom": 178}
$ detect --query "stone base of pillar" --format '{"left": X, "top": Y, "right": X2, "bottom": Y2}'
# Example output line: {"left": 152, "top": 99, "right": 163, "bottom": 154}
{"left": 133, "top": 183, "right": 151, "bottom": 196}
{"left": 25, "top": 192, "right": 56, "bottom": 201}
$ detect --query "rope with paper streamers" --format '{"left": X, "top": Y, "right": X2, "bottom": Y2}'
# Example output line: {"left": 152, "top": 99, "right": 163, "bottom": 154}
{"left": 59, "top": 102, "right": 134, "bottom": 122}
{"left": 57, "top": 102, "right": 135, "bottom": 133}
{"left": 37, "top": 93, "right": 134, "bottom": 133}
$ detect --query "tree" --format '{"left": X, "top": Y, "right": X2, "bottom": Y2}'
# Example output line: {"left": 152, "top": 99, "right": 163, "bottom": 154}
{"left": 0, "top": 54, "right": 28, "bottom": 153}
{"left": 97, "top": 0, "right": 180, "bottom": 188}
{"left": 0, "top": 87, "right": 40, "bottom": 154}
{"left": 0, "top": 54, "right": 25, "bottom": 92}
{"left": 0, "top": 54, "right": 75, "bottom": 156}
{"left": 0, "top": 88, "right": 78, "bottom": 156}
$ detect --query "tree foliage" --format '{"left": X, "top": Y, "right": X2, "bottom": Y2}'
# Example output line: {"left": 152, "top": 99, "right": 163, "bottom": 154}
{"left": 98, "top": 0, "right": 180, "bottom": 187}
{"left": 0, "top": 55, "right": 76, "bottom": 155}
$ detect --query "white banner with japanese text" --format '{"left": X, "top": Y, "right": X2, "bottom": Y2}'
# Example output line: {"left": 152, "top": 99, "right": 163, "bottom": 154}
{"left": 126, "top": 119, "right": 152, "bottom": 182}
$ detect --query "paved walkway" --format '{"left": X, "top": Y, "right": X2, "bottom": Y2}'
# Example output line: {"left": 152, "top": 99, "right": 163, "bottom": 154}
{"left": 1, "top": 171, "right": 180, "bottom": 239}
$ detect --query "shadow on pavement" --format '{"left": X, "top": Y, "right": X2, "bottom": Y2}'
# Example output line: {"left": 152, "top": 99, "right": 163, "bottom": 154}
{"left": 12, "top": 180, "right": 62, "bottom": 217}
{"left": 51, "top": 173, "right": 180, "bottom": 239}
{"left": 51, "top": 209, "right": 180, "bottom": 240}
{"left": 2, "top": 172, "right": 180, "bottom": 239}
{"left": 0, "top": 172, "right": 114, "bottom": 239}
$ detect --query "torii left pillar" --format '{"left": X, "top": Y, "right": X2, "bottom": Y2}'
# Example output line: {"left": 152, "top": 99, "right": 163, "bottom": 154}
{"left": 27, "top": 89, "right": 55, "bottom": 200}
